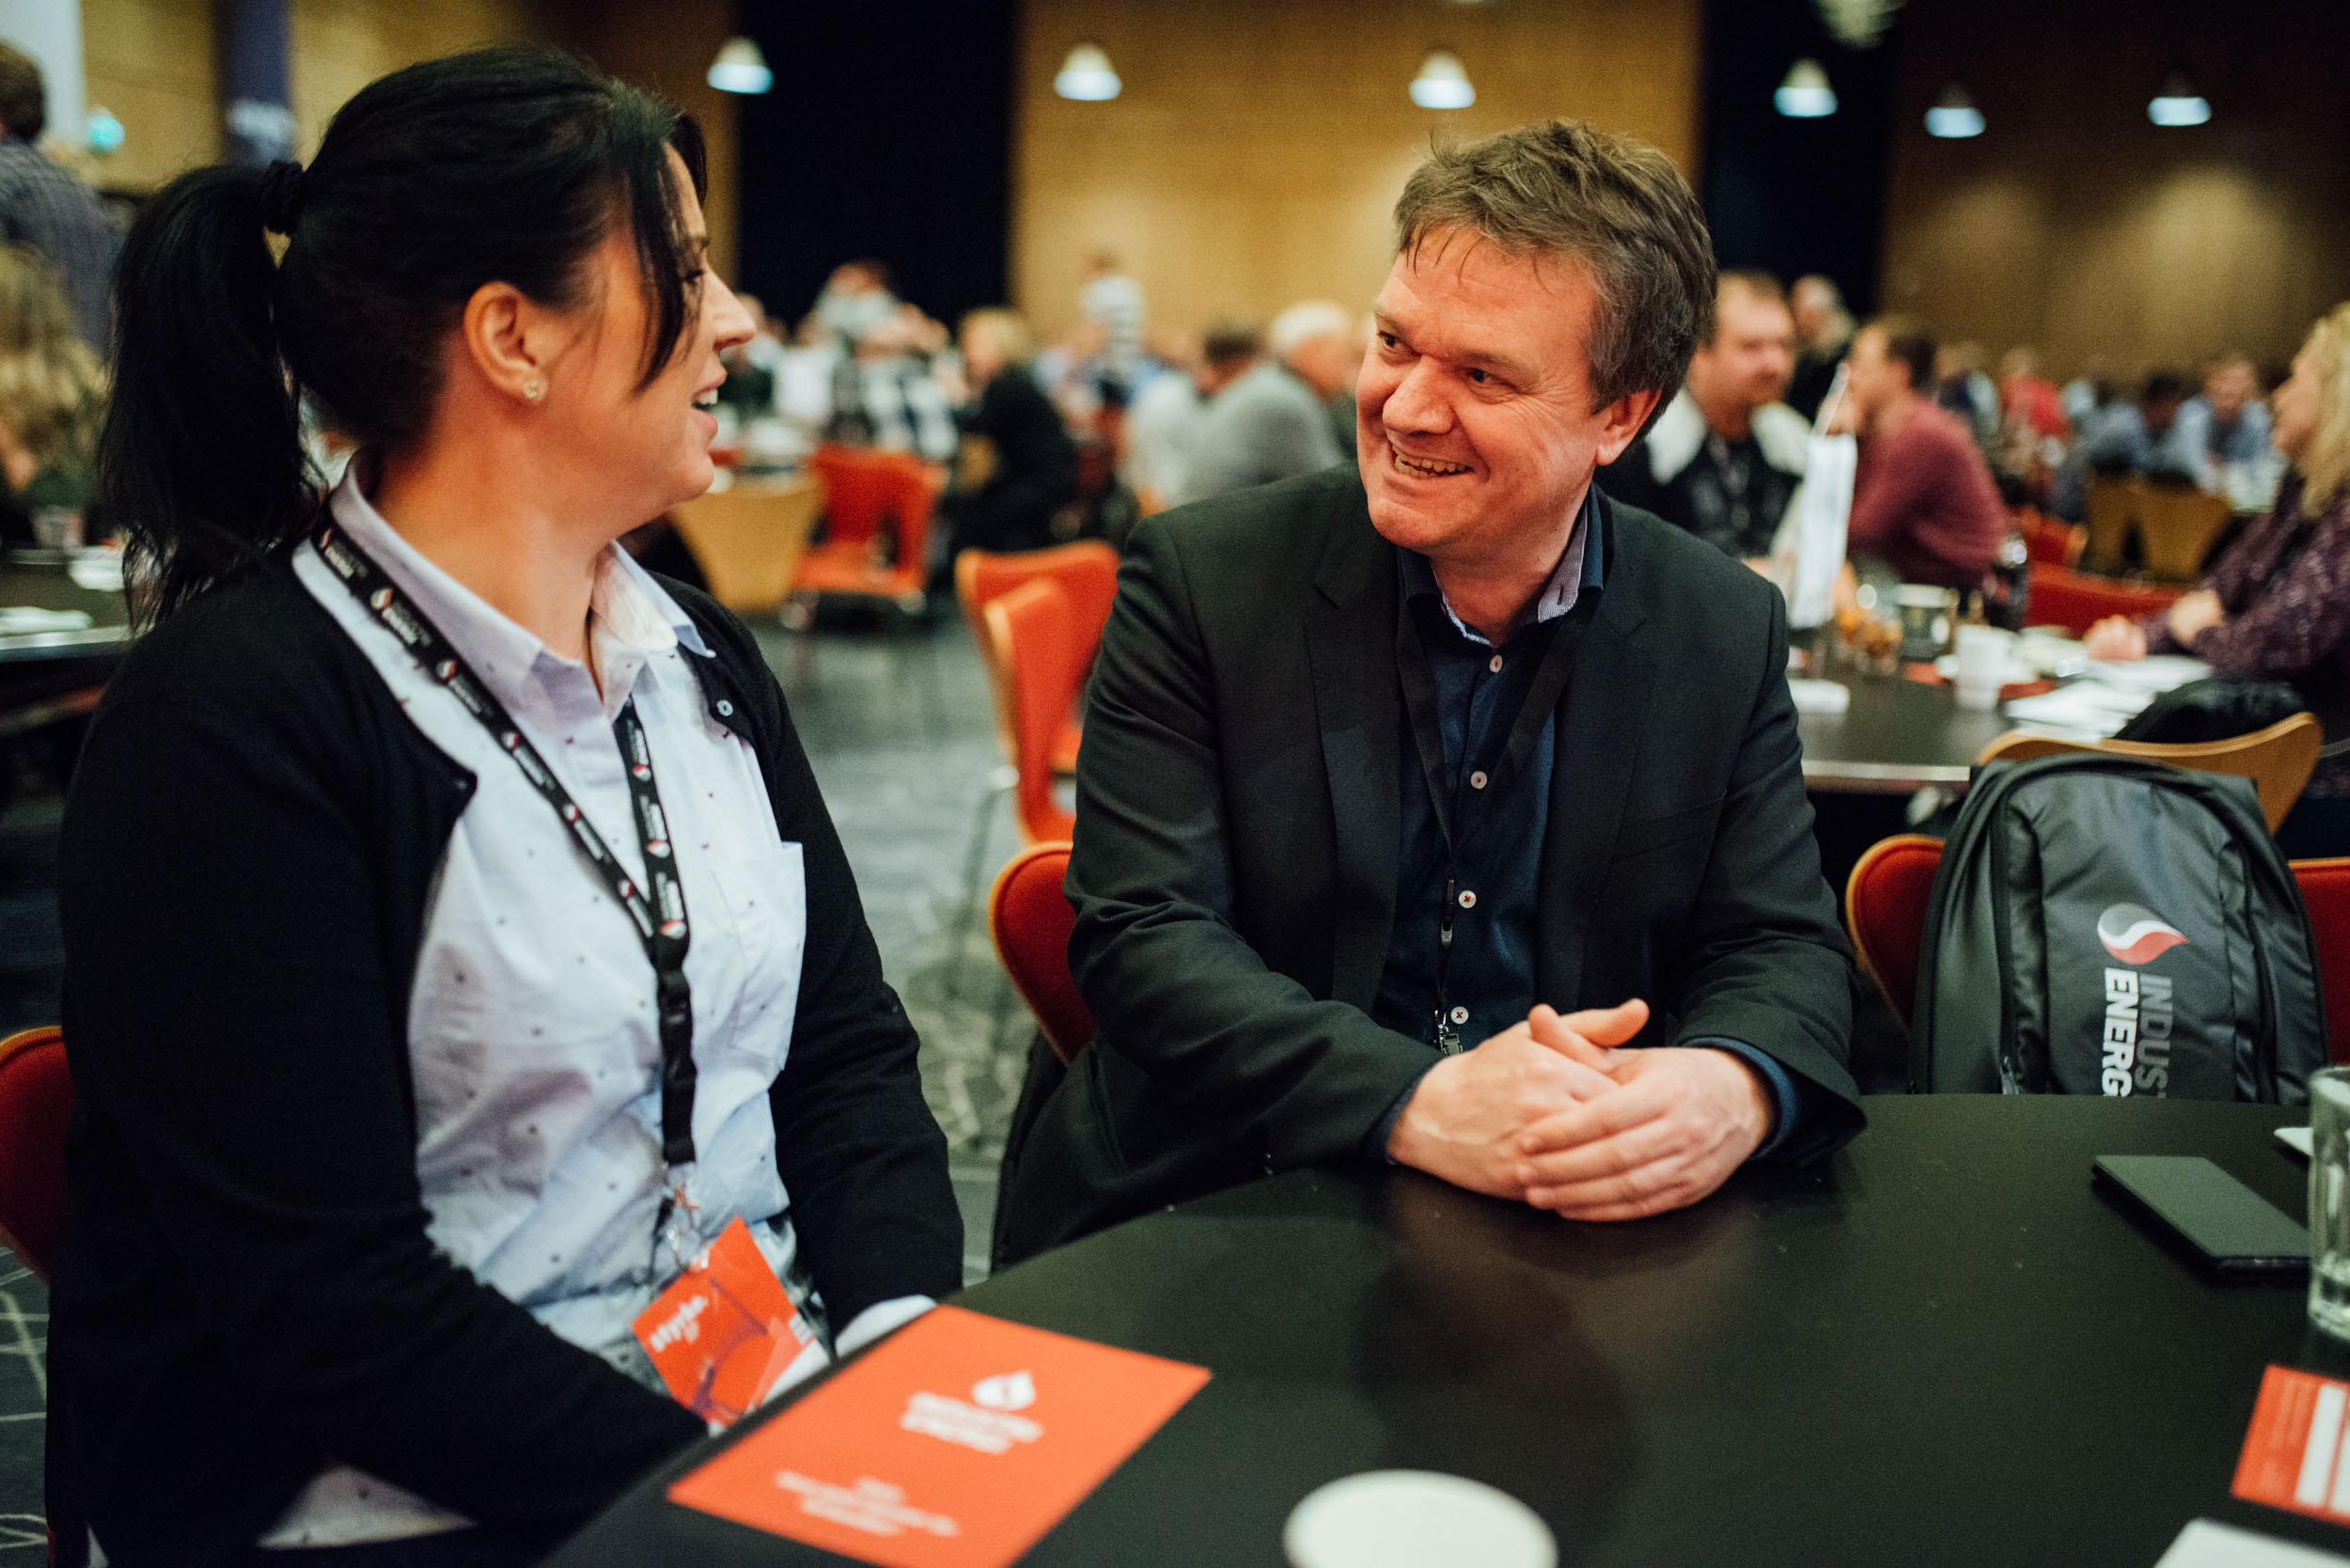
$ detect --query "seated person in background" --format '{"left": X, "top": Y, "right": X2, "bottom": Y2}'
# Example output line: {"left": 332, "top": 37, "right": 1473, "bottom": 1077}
{"left": 2171, "top": 351, "right": 2278, "bottom": 501}
{"left": 1836, "top": 315, "right": 2007, "bottom": 589}
{"left": 1600, "top": 269, "right": 1807, "bottom": 566}
{"left": 823, "top": 305, "right": 959, "bottom": 463}
{"left": 2085, "top": 304, "right": 2350, "bottom": 857}
{"left": 1786, "top": 273, "right": 1854, "bottom": 420}
{"left": 938, "top": 306, "right": 1078, "bottom": 563}
{"left": 995, "top": 118, "right": 1862, "bottom": 1265}
{"left": 1178, "top": 299, "right": 1352, "bottom": 502}
{"left": 1933, "top": 340, "right": 2001, "bottom": 459}
{"left": 803, "top": 258, "right": 899, "bottom": 348}
{"left": 2051, "top": 369, "right": 2195, "bottom": 518}
{"left": 1120, "top": 319, "right": 1260, "bottom": 513}
{"left": 0, "top": 242, "right": 102, "bottom": 545}
{"left": 55, "top": 49, "right": 960, "bottom": 1564}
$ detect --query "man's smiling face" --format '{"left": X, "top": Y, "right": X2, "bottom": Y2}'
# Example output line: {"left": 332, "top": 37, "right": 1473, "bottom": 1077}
{"left": 1356, "top": 226, "right": 1653, "bottom": 572}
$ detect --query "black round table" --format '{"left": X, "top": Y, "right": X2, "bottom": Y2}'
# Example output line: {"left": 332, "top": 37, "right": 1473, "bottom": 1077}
{"left": 0, "top": 558, "right": 130, "bottom": 742}
{"left": 1797, "top": 670, "right": 2017, "bottom": 793}
{"left": 554, "top": 1096, "right": 2350, "bottom": 1566}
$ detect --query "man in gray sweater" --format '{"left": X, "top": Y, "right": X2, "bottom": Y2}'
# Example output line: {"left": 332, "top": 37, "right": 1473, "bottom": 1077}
{"left": 1181, "top": 300, "right": 1355, "bottom": 502}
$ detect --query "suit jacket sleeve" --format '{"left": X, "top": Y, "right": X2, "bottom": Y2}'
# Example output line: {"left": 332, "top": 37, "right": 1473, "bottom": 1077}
{"left": 1667, "top": 584, "right": 1862, "bottom": 1159}
{"left": 1066, "top": 516, "right": 1435, "bottom": 1168}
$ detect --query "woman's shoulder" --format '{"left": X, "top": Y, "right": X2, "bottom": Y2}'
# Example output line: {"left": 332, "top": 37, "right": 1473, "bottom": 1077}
{"left": 103, "top": 550, "right": 386, "bottom": 729}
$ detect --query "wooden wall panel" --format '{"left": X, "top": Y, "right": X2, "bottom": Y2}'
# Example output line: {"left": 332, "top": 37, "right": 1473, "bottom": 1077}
{"left": 1012, "top": 0, "right": 1700, "bottom": 337}
{"left": 563, "top": 0, "right": 739, "bottom": 284}
{"left": 80, "top": 0, "right": 219, "bottom": 188}
{"left": 1880, "top": 0, "right": 2350, "bottom": 381}
{"left": 287, "top": 0, "right": 555, "bottom": 157}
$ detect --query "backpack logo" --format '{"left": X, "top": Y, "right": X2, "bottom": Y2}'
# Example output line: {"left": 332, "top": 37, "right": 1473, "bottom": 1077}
{"left": 2098, "top": 903, "right": 2188, "bottom": 964}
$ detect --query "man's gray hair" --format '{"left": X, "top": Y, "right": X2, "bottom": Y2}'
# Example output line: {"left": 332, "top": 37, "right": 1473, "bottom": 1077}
{"left": 1392, "top": 119, "right": 1716, "bottom": 410}
{"left": 1268, "top": 300, "right": 1352, "bottom": 363}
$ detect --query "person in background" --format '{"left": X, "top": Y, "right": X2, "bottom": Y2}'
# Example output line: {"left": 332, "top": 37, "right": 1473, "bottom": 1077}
{"left": 0, "top": 45, "right": 118, "bottom": 353}
{"left": 2170, "top": 351, "right": 2277, "bottom": 503}
{"left": 1933, "top": 340, "right": 2000, "bottom": 458}
{"left": 826, "top": 305, "right": 958, "bottom": 463}
{"left": 1179, "top": 299, "right": 1352, "bottom": 503}
{"left": 1836, "top": 315, "right": 2006, "bottom": 589}
{"left": 54, "top": 48, "right": 959, "bottom": 1564}
{"left": 0, "top": 243, "right": 102, "bottom": 545}
{"left": 1997, "top": 346, "right": 2070, "bottom": 508}
{"left": 2050, "top": 368, "right": 2196, "bottom": 520}
{"left": 1321, "top": 310, "right": 1375, "bottom": 460}
{"left": 803, "top": 258, "right": 898, "bottom": 348}
{"left": 2085, "top": 304, "right": 2350, "bottom": 857}
{"left": 2061, "top": 356, "right": 2115, "bottom": 427}
{"left": 1121, "top": 320, "right": 1260, "bottom": 515}
{"left": 1600, "top": 270, "right": 1806, "bottom": 566}
{"left": 937, "top": 306, "right": 1077, "bottom": 566}
{"left": 1786, "top": 274, "right": 1854, "bottom": 420}
{"left": 1078, "top": 247, "right": 1145, "bottom": 405}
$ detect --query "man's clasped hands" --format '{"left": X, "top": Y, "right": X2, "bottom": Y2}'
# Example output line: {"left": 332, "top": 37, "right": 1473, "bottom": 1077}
{"left": 1385, "top": 1000, "right": 1774, "bottom": 1222}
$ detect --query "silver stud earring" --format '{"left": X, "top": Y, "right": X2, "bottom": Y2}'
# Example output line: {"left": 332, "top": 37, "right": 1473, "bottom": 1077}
{"left": 524, "top": 379, "right": 546, "bottom": 402}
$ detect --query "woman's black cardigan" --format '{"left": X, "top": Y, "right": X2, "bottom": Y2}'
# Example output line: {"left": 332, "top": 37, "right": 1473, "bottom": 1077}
{"left": 47, "top": 552, "right": 961, "bottom": 1565}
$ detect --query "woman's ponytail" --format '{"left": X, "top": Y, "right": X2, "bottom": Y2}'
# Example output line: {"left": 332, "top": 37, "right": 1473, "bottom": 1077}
{"left": 100, "top": 164, "right": 309, "bottom": 623}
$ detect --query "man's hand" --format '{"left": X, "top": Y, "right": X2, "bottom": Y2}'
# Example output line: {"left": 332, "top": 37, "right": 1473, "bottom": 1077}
{"left": 2083, "top": 614, "right": 2148, "bottom": 661}
{"left": 1386, "top": 1001, "right": 1648, "bottom": 1199}
{"left": 2165, "top": 588, "right": 2225, "bottom": 647}
{"left": 1510, "top": 1044, "right": 1773, "bottom": 1221}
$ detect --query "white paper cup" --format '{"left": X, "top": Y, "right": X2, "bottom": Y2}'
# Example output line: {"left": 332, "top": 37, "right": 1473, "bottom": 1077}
{"left": 1284, "top": 1471, "right": 1557, "bottom": 1568}
{"left": 1952, "top": 623, "right": 2014, "bottom": 711}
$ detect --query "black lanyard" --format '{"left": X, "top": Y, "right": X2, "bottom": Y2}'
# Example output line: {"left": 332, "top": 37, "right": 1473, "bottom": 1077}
{"left": 311, "top": 521, "right": 700, "bottom": 1176}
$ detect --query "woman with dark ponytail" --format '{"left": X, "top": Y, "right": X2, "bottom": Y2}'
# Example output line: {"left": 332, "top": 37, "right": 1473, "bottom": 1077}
{"left": 54, "top": 47, "right": 960, "bottom": 1565}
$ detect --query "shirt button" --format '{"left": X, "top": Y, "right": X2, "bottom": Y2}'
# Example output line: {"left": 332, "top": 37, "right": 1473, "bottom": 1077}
{"left": 1469, "top": 770, "right": 1489, "bottom": 790}
{"left": 1449, "top": 1006, "right": 1469, "bottom": 1025}
{"left": 1457, "top": 888, "right": 1477, "bottom": 909}
{"left": 1488, "top": 654, "right": 1504, "bottom": 674}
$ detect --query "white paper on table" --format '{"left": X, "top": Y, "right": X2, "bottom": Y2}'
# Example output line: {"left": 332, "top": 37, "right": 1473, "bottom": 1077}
{"left": 2000, "top": 679, "right": 2161, "bottom": 740}
{"left": 0, "top": 605, "right": 92, "bottom": 634}
{"left": 1778, "top": 365, "right": 1856, "bottom": 632}
{"left": 2278, "top": 1125, "right": 2313, "bottom": 1159}
{"left": 1787, "top": 678, "right": 1852, "bottom": 714}
{"left": 2086, "top": 655, "right": 2213, "bottom": 694}
{"left": 2154, "top": 1518, "right": 2350, "bottom": 1568}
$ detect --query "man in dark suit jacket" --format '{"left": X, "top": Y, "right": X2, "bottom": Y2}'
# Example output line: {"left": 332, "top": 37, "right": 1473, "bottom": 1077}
{"left": 996, "top": 120, "right": 1863, "bottom": 1264}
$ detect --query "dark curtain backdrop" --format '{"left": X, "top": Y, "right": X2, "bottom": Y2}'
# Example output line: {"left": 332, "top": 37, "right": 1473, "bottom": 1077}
{"left": 1700, "top": 0, "right": 1897, "bottom": 316}
{"left": 735, "top": 0, "right": 1015, "bottom": 329}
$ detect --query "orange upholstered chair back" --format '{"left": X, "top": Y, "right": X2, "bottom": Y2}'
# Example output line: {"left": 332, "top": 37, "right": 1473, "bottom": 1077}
{"left": 2295, "top": 858, "right": 2350, "bottom": 1064}
{"left": 1845, "top": 836, "right": 1947, "bottom": 1031}
{"left": 990, "top": 842, "right": 1093, "bottom": 1062}
{"left": 983, "top": 578, "right": 1089, "bottom": 842}
{"left": 956, "top": 543, "right": 1120, "bottom": 772}
{"left": 2023, "top": 564, "right": 2182, "bottom": 637}
{"left": 807, "top": 445, "right": 935, "bottom": 566}
{"left": 0, "top": 1027, "right": 72, "bottom": 1278}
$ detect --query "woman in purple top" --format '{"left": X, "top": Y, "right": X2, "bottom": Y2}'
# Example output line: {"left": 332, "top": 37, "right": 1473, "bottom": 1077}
{"left": 2087, "top": 302, "right": 2350, "bottom": 855}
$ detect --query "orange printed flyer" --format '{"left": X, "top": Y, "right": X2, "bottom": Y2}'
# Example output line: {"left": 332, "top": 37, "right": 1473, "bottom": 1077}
{"left": 2233, "top": 1364, "right": 2350, "bottom": 1523}
{"left": 667, "top": 1303, "right": 1212, "bottom": 1568}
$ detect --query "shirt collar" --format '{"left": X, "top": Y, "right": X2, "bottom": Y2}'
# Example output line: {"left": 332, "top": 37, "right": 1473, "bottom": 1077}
{"left": 325, "top": 466, "right": 712, "bottom": 696}
{"left": 1399, "top": 485, "right": 1604, "bottom": 647}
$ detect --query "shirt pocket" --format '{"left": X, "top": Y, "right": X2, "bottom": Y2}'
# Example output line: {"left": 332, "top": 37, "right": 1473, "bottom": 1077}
{"left": 700, "top": 839, "right": 808, "bottom": 1080}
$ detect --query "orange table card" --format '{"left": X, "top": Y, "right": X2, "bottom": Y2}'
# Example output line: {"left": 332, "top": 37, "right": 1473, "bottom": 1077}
{"left": 2233, "top": 1365, "right": 2350, "bottom": 1523}
{"left": 668, "top": 1303, "right": 1211, "bottom": 1568}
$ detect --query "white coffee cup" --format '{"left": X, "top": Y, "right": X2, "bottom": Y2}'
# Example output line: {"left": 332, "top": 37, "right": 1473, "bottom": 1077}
{"left": 1284, "top": 1471, "right": 1556, "bottom": 1568}
{"left": 1952, "top": 623, "right": 2014, "bottom": 711}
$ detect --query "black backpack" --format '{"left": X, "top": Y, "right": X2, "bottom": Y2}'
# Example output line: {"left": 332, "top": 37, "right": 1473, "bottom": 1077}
{"left": 1911, "top": 754, "right": 2326, "bottom": 1103}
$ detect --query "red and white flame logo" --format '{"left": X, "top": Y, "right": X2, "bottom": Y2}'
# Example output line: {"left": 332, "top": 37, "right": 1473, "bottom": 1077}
{"left": 2098, "top": 903, "right": 2188, "bottom": 964}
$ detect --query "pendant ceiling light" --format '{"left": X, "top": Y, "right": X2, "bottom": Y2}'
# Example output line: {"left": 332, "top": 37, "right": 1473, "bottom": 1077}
{"left": 1924, "top": 84, "right": 1983, "bottom": 138}
{"left": 1054, "top": 42, "right": 1121, "bottom": 102}
{"left": 2148, "top": 71, "right": 2210, "bottom": 127}
{"left": 706, "top": 38, "right": 773, "bottom": 95}
{"left": 1410, "top": 51, "right": 1476, "bottom": 110}
{"left": 1775, "top": 59, "right": 1837, "bottom": 118}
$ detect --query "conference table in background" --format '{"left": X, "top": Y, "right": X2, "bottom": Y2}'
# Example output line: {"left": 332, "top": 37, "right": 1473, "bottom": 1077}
{"left": 1797, "top": 666, "right": 2016, "bottom": 793}
{"left": 0, "top": 555, "right": 132, "bottom": 744}
{"left": 556, "top": 1096, "right": 2350, "bottom": 1566}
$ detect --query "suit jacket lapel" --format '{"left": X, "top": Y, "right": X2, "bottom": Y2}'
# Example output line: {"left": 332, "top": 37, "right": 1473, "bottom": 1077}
{"left": 1536, "top": 494, "right": 1657, "bottom": 1008}
{"left": 1304, "top": 494, "right": 1402, "bottom": 1011}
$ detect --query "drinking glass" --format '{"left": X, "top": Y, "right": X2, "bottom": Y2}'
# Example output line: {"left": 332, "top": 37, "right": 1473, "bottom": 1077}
{"left": 2309, "top": 1067, "right": 2350, "bottom": 1339}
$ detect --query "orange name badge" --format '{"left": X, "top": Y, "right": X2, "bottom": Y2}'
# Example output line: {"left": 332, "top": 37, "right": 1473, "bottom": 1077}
{"left": 2232, "top": 1365, "right": 2350, "bottom": 1523}
{"left": 632, "top": 1216, "right": 818, "bottom": 1428}
{"left": 668, "top": 1302, "right": 1211, "bottom": 1568}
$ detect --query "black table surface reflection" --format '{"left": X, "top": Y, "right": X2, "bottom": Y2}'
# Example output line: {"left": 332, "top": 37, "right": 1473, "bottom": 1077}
{"left": 1797, "top": 668, "right": 2017, "bottom": 793}
{"left": 553, "top": 1096, "right": 2350, "bottom": 1567}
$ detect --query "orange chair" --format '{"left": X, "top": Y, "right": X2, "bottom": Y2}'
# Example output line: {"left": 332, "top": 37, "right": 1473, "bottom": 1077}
{"left": 1849, "top": 841, "right": 2350, "bottom": 1061}
{"left": 2024, "top": 564, "right": 2183, "bottom": 637}
{"left": 0, "top": 1027, "right": 72, "bottom": 1278}
{"left": 989, "top": 842, "right": 1093, "bottom": 1063}
{"left": 982, "top": 578, "right": 1090, "bottom": 843}
{"left": 955, "top": 542, "right": 1119, "bottom": 778}
{"left": 2017, "top": 510, "right": 2085, "bottom": 569}
{"left": 793, "top": 446, "right": 938, "bottom": 614}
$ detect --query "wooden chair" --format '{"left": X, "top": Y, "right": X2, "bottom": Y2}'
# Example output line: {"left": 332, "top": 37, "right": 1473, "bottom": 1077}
{"left": 2083, "top": 474, "right": 2139, "bottom": 574}
{"left": 1978, "top": 712, "right": 2322, "bottom": 833}
{"left": 2133, "top": 484, "right": 2232, "bottom": 583}
{"left": 2023, "top": 563, "right": 2182, "bottom": 637}
{"left": 1853, "top": 844, "right": 2350, "bottom": 1060}
{"left": 666, "top": 475, "right": 823, "bottom": 616}
{"left": 0, "top": 1027, "right": 72, "bottom": 1278}
{"left": 989, "top": 841, "right": 1093, "bottom": 1063}
{"left": 982, "top": 578, "right": 1089, "bottom": 844}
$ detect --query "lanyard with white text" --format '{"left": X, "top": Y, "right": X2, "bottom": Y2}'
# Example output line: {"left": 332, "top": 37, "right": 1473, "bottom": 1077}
{"left": 311, "top": 521, "right": 702, "bottom": 1252}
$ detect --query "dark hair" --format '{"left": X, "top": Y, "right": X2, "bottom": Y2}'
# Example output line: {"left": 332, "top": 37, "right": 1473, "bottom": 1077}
{"left": 1392, "top": 118, "right": 1716, "bottom": 409}
{"left": 1867, "top": 314, "right": 1937, "bottom": 393}
{"left": 2140, "top": 369, "right": 2193, "bottom": 408}
{"left": 102, "top": 46, "right": 708, "bottom": 620}
{"left": 1201, "top": 319, "right": 1262, "bottom": 370}
{"left": 0, "top": 45, "right": 45, "bottom": 142}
